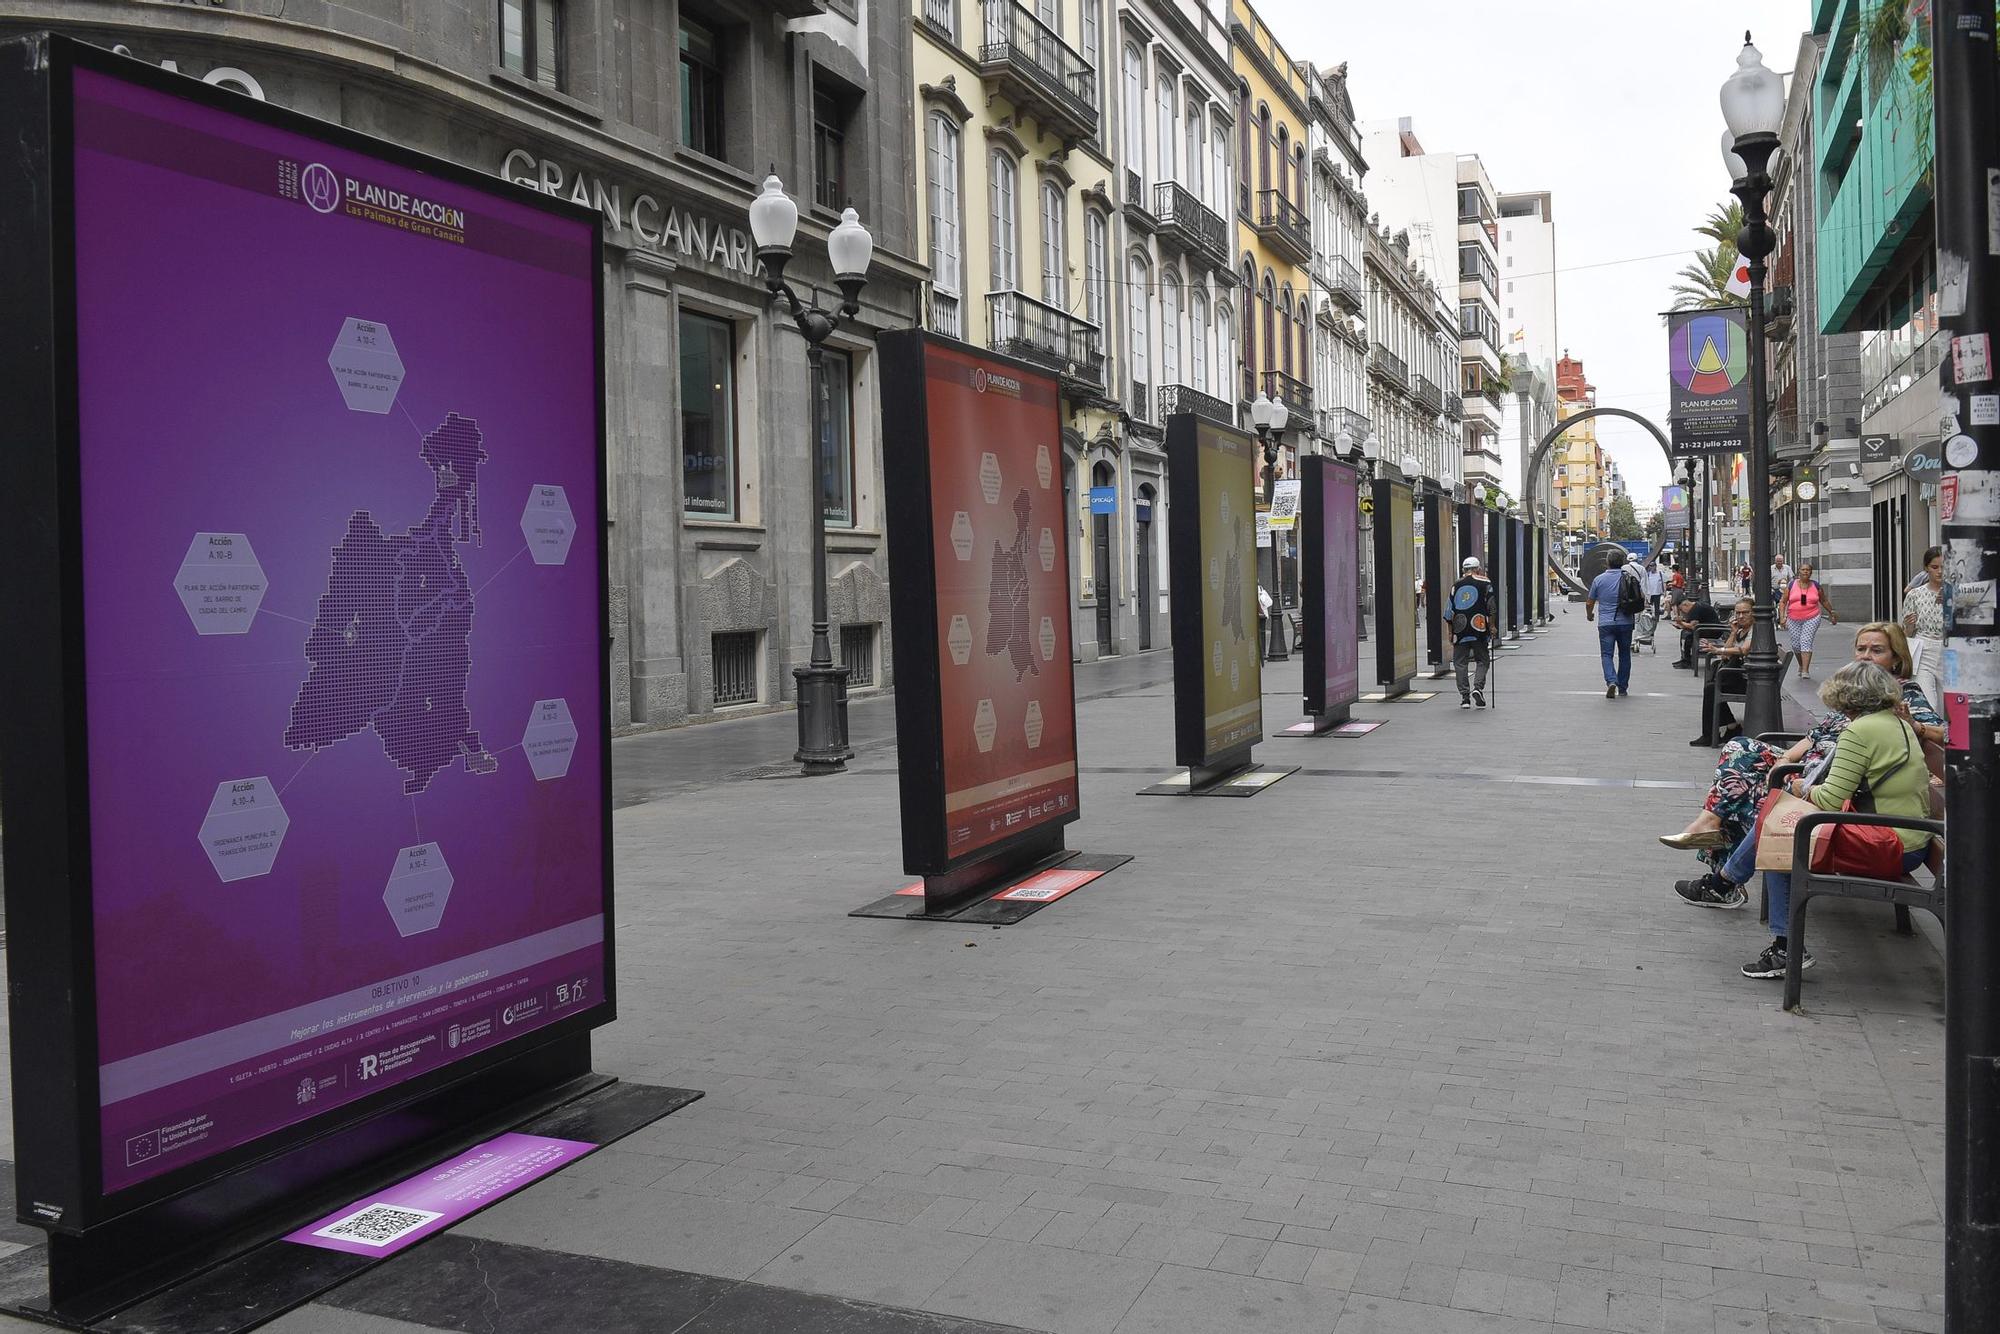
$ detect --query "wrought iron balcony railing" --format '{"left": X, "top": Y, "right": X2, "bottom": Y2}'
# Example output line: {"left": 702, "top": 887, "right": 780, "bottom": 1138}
{"left": 1413, "top": 374, "right": 1444, "bottom": 415}
{"left": 1323, "top": 405, "right": 1371, "bottom": 448}
{"left": 1328, "top": 254, "right": 1364, "bottom": 310}
{"left": 1254, "top": 190, "right": 1311, "bottom": 265}
{"left": 1153, "top": 181, "right": 1229, "bottom": 267}
{"left": 1157, "top": 383, "right": 1235, "bottom": 428}
{"left": 1127, "top": 378, "right": 1151, "bottom": 423}
{"left": 1260, "top": 369, "right": 1313, "bottom": 419}
{"left": 978, "top": 0, "right": 1098, "bottom": 144}
{"left": 1368, "top": 343, "right": 1409, "bottom": 390}
{"left": 986, "top": 290, "right": 1104, "bottom": 391}
{"left": 1442, "top": 393, "right": 1463, "bottom": 420}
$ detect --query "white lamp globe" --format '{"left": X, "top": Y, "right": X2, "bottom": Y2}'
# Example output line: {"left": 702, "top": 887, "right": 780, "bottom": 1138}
{"left": 1269, "top": 398, "right": 1290, "bottom": 434}
{"left": 828, "top": 206, "right": 874, "bottom": 281}
{"left": 1250, "top": 393, "right": 1276, "bottom": 431}
{"left": 1721, "top": 127, "right": 1748, "bottom": 183}
{"left": 748, "top": 174, "right": 799, "bottom": 255}
{"left": 1720, "top": 35, "right": 1786, "bottom": 140}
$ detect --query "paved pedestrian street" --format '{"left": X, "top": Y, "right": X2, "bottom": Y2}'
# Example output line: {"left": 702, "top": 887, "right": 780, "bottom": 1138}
{"left": 0, "top": 616, "right": 1949, "bottom": 1333}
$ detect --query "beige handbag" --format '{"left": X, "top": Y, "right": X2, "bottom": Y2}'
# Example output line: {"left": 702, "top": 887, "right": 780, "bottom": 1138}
{"left": 1753, "top": 790, "right": 1819, "bottom": 872}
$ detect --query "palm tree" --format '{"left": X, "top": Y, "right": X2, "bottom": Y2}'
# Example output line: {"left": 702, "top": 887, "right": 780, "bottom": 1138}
{"left": 1669, "top": 200, "right": 1745, "bottom": 310}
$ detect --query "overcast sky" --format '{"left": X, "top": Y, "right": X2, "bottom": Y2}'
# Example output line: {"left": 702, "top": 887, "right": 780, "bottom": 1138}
{"left": 1252, "top": 0, "right": 1807, "bottom": 509}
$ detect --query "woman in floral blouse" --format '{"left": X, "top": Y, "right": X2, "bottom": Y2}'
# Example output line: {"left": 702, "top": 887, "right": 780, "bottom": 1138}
{"left": 1900, "top": 546, "right": 1947, "bottom": 712}
{"left": 1658, "top": 622, "right": 1942, "bottom": 885}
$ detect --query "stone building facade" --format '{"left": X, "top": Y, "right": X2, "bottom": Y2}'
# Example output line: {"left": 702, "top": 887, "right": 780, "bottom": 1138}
{"left": 7, "top": 0, "right": 926, "bottom": 733}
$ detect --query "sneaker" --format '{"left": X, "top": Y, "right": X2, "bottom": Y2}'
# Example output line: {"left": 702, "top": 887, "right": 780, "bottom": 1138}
{"left": 1473, "top": 691, "right": 1486, "bottom": 708}
{"left": 1460, "top": 696, "right": 1473, "bottom": 709}
{"left": 1606, "top": 684, "right": 1617, "bottom": 698}
{"left": 1675, "top": 876, "right": 1747, "bottom": 909}
{"left": 1741, "top": 942, "right": 1814, "bottom": 978}
{"left": 1618, "top": 688, "right": 1629, "bottom": 696}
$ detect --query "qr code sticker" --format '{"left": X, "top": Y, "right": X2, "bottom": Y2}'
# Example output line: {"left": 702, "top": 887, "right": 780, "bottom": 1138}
{"left": 312, "top": 1203, "right": 445, "bottom": 1247}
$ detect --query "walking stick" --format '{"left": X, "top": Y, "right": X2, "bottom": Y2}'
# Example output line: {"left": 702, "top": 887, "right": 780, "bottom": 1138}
{"left": 1488, "top": 639, "right": 1499, "bottom": 710}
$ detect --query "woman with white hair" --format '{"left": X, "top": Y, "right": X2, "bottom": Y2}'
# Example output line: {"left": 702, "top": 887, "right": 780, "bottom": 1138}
{"left": 1696, "top": 661, "right": 1933, "bottom": 979}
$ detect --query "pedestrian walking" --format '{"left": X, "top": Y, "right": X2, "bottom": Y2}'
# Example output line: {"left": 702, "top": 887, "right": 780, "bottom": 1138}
{"left": 1899, "top": 545, "right": 1947, "bottom": 711}
{"left": 1782, "top": 561, "right": 1837, "bottom": 677}
{"left": 1739, "top": 563, "right": 1753, "bottom": 596}
{"left": 1643, "top": 560, "right": 1666, "bottom": 616}
{"left": 1586, "top": 547, "right": 1643, "bottom": 697}
{"left": 1770, "top": 554, "right": 1794, "bottom": 593}
{"left": 1446, "top": 556, "right": 1498, "bottom": 709}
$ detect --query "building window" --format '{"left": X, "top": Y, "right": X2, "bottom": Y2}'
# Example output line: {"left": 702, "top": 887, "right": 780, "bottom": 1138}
{"left": 1122, "top": 44, "right": 1145, "bottom": 191}
{"left": 812, "top": 88, "right": 846, "bottom": 211}
{"left": 711, "top": 631, "right": 759, "bottom": 706}
{"left": 1040, "top": 181, "right": 1067, "bottom": 307}
{"left": 814, "top": 348, "right": 854, "bottom": 527}
{"left": 1276, "top": 124, "right": 1289, "bottom": 203}
{"left": 989, "top": 152, "right": 1017, "bottom": 292}
{"left": 680, "top": 311, "right": 736, "bottom": 518}
{"left": 1258, "top": 106, "right": 1271, "bottom": 195}
{"left": 679, "top": 16, "right": 724, "bottom": 158}
{"left": 1084, "top": 209, "right": 1109, "bottom": 330}
{"left": 1155, "top": 66, "right": 1175, "bottom": 182}
{"left": 840, "top": 624, "right": 877, "bottom": 686}
{"left": 1279, "top": 287, "right": 1293, "bottom": 377}
{"left": 1216, "top": 301, "right": 1234, "bottom": 401}
{"left": 1161, "top": 272, "right": 1181, "bottom": 386}
{"left": 1079, "top": 0, "right": 1099, "bottom": 116}
{"left": 1184, "top": 104, "right": 1203, "bottom": 198}
{"left": 1210, "top": 120, "right": 1226, "bottom": 216}
{"left": 499, "top": 0, "right": 563, "bottom": 90}
{"left": 1189, "top": 288, "right": 1209, "bottom": 393}
{"left": 1127, "top": 254, "right": 1151, "bottom": 415}
{"left": 927, "top": 113, "right": 962, "bottom": 334}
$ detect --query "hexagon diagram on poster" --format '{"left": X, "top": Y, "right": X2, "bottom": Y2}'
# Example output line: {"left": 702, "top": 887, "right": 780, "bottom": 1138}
{"left": 64, "top": 62, "right": 609, "bottom": 1195}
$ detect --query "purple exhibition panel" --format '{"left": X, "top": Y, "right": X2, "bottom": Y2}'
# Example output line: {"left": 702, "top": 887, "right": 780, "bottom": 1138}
{"left": 285, "top": 1133, "right": 596, "bottom": 1256}
{"left": 70, "top": 69, "right": 607, "bottom": 1194}
{"left": 1320, "top": 463, "right": 1360, "bottom": 709}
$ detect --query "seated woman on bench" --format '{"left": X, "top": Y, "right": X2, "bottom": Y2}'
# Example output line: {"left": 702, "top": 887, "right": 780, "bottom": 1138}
{"left": 1660, "top": 622, "right": 1942, "bottom": 908}
{"left": 1690, "top": 598, "right": 1754, "bottom": 745}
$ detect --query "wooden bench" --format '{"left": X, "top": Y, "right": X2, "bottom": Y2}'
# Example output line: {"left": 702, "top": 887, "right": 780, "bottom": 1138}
{"left": 1768, "top": 736, "right": 1946, "bottom": 1011}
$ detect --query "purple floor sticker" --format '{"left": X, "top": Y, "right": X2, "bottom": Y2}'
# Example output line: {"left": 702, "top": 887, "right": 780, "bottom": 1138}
{"left": 287, "top": 1132, "right": 595, "bottom": 1255}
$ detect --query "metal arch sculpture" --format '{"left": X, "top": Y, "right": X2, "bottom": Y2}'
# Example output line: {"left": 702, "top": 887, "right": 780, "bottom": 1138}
{"left": 1525, "top": 406, "right": 1677, "bottom": 597}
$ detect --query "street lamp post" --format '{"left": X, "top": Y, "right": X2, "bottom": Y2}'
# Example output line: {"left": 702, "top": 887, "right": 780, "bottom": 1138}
{"left": 1251, "top": 393, "right": 1291, "bottom": 661}
{"left": 748, "top": 173, "right": 875, "bottom": 775}
{"left": 1721, "top": 34, "right": 1787, "bottom": 738}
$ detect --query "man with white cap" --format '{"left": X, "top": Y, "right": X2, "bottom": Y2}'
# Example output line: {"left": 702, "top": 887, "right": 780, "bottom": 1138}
{"left": 1445, "top": 555, "right": 1498, "bottom": 708}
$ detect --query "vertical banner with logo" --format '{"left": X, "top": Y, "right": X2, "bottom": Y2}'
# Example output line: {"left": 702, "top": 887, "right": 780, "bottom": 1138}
{"left": 1167, "top": 416, "right": 1263, "bottom": 770}
{"left": 0, "top": 39, "right": 613, "bottom": 1251}
{"left": 1666, "top": 307, "right": 1751, "bottom": 456}
{"left": 1661, "top": 484, "right": 1690, "bottom": 535}
{"left": 1303, "top": 456, "right": 1361, "bottom": 718}
{"left": 879, "top": 334, "right": 1080, "bottom": 880}
{"left": 1372, "top": 480, "right": 1419, "bottom": 687}
{"left": 1421, "top": 492, "right": 1458, "bottom": 672}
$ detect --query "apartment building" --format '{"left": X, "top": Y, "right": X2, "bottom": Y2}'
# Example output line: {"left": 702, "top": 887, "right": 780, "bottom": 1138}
{"left": 1302, "top": 62, "right": 1373, "bottom": 461}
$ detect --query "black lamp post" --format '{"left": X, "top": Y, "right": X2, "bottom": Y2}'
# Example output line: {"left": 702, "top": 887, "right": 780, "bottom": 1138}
{"left": 748, "top": 172, "right": 874, "bottom": 775}
{"left": 1722, "top": 34, "right": 1787, "bottom": 738}
{"left": 1251, "top": 392, "right": 1291, "bottom": 661}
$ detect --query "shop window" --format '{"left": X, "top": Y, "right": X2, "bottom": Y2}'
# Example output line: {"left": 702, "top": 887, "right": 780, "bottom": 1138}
{"left": 499, "top": 0, "right": 563, "bottom": 90}
{"left": 680, "top": 311, "right": 736, "bottom": 518}
{"left": 815, "top": 348, "right": 855, "bottom": 528}
{"left": 679, "top": 15, "right": 725, "bottom": 159}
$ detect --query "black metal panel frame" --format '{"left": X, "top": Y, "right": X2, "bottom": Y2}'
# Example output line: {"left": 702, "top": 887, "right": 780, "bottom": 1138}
{"left": 1505, "top": 517, "right": 1524, "bottom": 632}
{"left": 877, "top": 328, "right": 1082, "bottom": 878}
{"left": 1371, "top": 478, "right": 1416, "bottom": 689}
{"left": 1421, "top": 490, "right": 1452, "bottom": 670}
{"left": 0, "top": 34, "right": 616, "bottom": 1249}
{"left": 1167, "top": 414, "right": 1259, "bottom": 773}
{"left": 1301, "top": 455, "right": 1361, "bottom": 719}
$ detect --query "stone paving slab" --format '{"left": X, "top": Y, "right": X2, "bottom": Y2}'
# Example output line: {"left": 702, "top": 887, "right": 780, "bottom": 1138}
{"left": 0, "top": 618, "right": 1951, "bottom": 1333}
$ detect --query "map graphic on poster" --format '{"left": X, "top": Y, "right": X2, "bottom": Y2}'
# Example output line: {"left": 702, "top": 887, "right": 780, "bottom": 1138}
{"left": 69, "top": 68, "right": 606, "bottom": 1195}
{"left": 919, "top": 343, "right": 1078, "bottom": 861}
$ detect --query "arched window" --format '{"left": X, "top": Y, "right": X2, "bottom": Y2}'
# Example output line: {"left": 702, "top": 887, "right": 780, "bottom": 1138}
{"left": 1189, "top": 288, "right": 1210, "bottom": 393}
{"left": 925, "top": 112, "right": 962, "bottom": 336}
{"left": 1258, "top": 105, "right": 1272, "bottom": 197}
{"left": 1084, "top": 208, "right": 1109, "bottom": 330}
{"left": 1293, "top": 144, "right": 1307, "bottom": 209}
{"left": 1240, "top": 259, "right": 1257, "bottom": 398}
{"left": 1278, "top": 284, "right": 1294, "bottom": 378}
{"left": 1237, "top": 88, "right": 1252, "bottom": 213}
{"left": 1294, "top": 295, "right": 1309, "bottom": 379}
{"left": 1259, "top": 273, "right": 1276, "bottom": 389}
{"left": 1160, "top": 271, "right": 1181, "bottom": 387}
{"left": 1210, "top": 120, "right": 1228, "bottom": 216}
{"left": 1126, "top": 253, "right": 1151, "bottom": 414}
{"left": 1185, "top": 103, "right": 1203, "bottom": 197}
{"left": 1276, "top": 124, "right": 1289, "bottom": 204}
{"left": 1155, "top": 64, "right": 1175, "bottom": 183}
{"left": 1122, "top": 44, "right": 1145, "bottom": 189}
{"left": 1214, "top": 300, "right": 1233, "bottom": 402}
{"left": 988, "top": 151, "right": 1016, "bottom": 293}
{"left": 1040, "top": 180, "right": 1066, "bottom": 307}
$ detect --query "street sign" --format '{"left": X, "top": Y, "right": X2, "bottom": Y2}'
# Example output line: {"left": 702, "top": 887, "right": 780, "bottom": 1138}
{"left": 1089, "top": 485, "right": 1116, "bottom": 514}
{"left": 1860, "top": 435, "right": 1900, "bottom": 465}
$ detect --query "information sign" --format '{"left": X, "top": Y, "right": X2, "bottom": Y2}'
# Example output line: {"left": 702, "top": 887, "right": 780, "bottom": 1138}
{"left": 0, "top": 41, "right": 612, "bottom": 1236}
{"left": 1268, "top": 479, "right": 1302, "bottom": 530}
{"left": 878, "top": 334, "right": 1080, "bottom": 873}
{"left": 1303, "top": 457, "right": 1361, "bottom": 717}
{"left": 1167, "top": 417, "right": 1263, "bottom": 767}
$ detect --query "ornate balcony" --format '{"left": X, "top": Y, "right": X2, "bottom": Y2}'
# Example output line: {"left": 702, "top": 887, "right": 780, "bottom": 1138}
{"left": 1323, "top": 405, "right": 1371, "bottom": 448}
{"left": 1259, "top": 369, "right": 1313, "bottom": 420}
{"left": 1413, "top": 374, "right": 1444, "bottom": 415}
{"left": 1442, "top": 393, "right": 1463, "bottom": 420}
{"left": 978, "top": 0, "right": 1099, "bottom": 146}
{"left": 1327, "top": 254, "right": 1364, "bottom": 311}
{"left": 1254, "top": 190, "right": 1312, "bottom": 266}
{"left": 1368, "top": 343, "right": 1409, "bottom": 391}
{"left": 1153, "top": 181, "right": 1229, "bottom": 269}
{"left": 986, "top": 290, "right": 1104, "bottom": 396}
{"left": 1127, "top": 378, "right": 1151, "bottom": 423}
{"left": 1157, "top": 383, "right": 1236, "bottom": 429}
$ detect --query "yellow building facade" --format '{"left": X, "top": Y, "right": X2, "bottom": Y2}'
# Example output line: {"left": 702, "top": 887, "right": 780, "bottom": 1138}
{"left": 1230, "top": 0, "right": 1314, "bottom": 480}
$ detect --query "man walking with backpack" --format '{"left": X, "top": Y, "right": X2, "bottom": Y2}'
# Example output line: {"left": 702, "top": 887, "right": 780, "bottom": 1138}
{"left": 1446, "top": 555, "right": 1498, "bottom": 709}
{"left": 1586, "top": 548, "right": 1644, "bottom": 698}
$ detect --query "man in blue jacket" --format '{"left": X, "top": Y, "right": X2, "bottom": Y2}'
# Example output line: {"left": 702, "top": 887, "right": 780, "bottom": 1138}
{"left": 1586, "top": 548, "right": 1640, "bottom": 698}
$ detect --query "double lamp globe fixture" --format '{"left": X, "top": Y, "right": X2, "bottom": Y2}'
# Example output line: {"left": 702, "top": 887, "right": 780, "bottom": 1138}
{"left": 747, "top": 172, "right": 875, "bottom": 774}
{"left": 1250, "top": 393, "right": 1291, "bottom": 661}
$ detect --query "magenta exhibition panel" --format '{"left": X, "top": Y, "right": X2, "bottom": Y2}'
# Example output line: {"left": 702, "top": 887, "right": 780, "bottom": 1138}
{"left": 0, "top": 38, "right": 614, "bottom": 1296}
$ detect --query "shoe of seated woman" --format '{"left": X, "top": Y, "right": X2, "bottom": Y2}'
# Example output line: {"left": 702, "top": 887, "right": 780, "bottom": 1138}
{"left": 1659, "top": 828, "right": 1729, "bottom": 850}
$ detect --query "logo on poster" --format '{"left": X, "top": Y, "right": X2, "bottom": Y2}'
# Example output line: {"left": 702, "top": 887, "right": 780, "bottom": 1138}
{"left": 300, "top": 163, "right": 341, "bottom": 214}
{"left": 971, "top": 368, "right": 1023, "bottom": 398}
{"left": 357, "top": 1054, "right": 380, "bottom": 1081}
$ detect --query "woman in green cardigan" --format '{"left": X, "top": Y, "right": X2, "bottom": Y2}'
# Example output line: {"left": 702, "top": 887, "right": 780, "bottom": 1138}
{"left": 1710, "top": 661, "right": 1934, "bottom": 980}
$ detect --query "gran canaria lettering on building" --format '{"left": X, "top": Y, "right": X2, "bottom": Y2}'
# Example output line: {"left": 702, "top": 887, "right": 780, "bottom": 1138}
{"left": 500, "top": 151, "right": 758, "bottom": 276}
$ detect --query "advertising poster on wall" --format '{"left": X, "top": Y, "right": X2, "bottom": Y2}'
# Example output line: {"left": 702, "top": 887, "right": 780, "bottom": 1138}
{"left": 1373, "top": 481, "right": 1419, "bottom": 686}
{"left": 1303, "top": 457, "right": 1361, "bottom": 718}
{"left": 1168, "top": 417, "right": 1263, "bottom": 767}
{"left": 2, "top": 47, "right": 612, "bottom": 1224}
{"left": 1666, "top": 307, "right": 1751, "bottom": 455}
{"left": 879, "top": 336, "right": 1080, "bottom": 873}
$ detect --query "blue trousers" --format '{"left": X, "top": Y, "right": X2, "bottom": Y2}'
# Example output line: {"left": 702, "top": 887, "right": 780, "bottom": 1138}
{"left": 1597, "top": 622, "right": 1633, "bottom": 690}
{"left": 1722, "top": 831, "right": 1928, "bottom": 935}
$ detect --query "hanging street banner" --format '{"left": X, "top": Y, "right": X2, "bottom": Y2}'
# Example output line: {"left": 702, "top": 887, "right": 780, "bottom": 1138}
{"left": 1666, "top": 307, "right": 1752, "bottom": 456}
{"left": 1661, "top": 484, "right": 1690, "bottom": 534}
